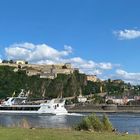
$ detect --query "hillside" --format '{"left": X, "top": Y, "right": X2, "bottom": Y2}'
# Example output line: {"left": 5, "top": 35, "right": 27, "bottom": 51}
{"left": 1, "top": 65, "right": 139, "bottom": 100}
{"left": 0, "top": 66, "right": 87, "bottom": 98}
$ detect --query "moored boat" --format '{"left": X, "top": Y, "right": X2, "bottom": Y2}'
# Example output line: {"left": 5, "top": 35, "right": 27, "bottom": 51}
{"left": 0, "top": 90, "right": 68, "bottom": 115}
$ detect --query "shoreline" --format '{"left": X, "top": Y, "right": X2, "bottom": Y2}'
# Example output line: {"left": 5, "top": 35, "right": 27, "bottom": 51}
{"left": 68, "top": 109, "right": 140, "bottom": 113}
{"left": 67, "top": 104, "right": 140, "bottom": 113}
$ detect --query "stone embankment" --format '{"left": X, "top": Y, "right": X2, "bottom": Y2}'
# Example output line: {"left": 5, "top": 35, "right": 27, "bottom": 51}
{"left": 66, "top": 104, "right": 140, "bottom": 113}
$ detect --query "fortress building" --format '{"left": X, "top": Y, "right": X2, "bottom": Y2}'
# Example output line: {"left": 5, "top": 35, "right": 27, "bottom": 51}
{"left": 0, "top": 60, "right": 76, "bottom": 79}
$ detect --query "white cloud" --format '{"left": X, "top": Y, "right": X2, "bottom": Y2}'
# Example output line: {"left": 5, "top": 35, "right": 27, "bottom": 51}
{"left": 114, "top": 29, "right": 140, "bottom": 40}
{"left": 5, "top": 46, "right": 31, "bottom": 60}
{"left": 10, "top": 42, "right": 36, "bottom": 50}
{"left": 67, "top": 57, "right": 112, "bottom": 71}
{"left": 5, "top": 42, "right": 114, "bottom": 75}
{"left": 91, "top": 69, "right": 103, "bottom": 75}
{"left": 4, "top": 42, "right": 140, "bottom": 84}
{"left": 116, "top": 69, "right": 140, "bottom": 84}
{"left": 64, "top": 45, "right": 73, "bottom": 54}
{"left": 67, "top": 57, "right": 102, "bottom": 75}
{"left": 5, "top": 43, "right": 72, "bottom": 63}
{"left": 98, "top": 62, "right": 112, "bottom": 70}
{"left": 8, "top": 42, "right": 140, "bottom": 84}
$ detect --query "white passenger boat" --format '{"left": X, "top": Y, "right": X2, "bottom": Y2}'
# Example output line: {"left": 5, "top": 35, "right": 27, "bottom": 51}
{"left": 0, "top": 90, "right": 68, "bottom": 115}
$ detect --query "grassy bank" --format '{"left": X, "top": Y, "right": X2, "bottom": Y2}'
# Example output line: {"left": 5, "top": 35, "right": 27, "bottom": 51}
{"left": 0, "top": 128, "right": 139, "bottom": 140}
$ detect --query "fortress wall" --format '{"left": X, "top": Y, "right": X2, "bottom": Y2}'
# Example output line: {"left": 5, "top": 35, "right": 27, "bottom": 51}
{"left": 54, "top": 69, "right": 74, "bottom": 74}
{"left": 0, "top": 63, "right": 76, "bottom": 78}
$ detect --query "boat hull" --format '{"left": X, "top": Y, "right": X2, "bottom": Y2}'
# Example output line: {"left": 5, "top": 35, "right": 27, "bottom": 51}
{"left": 0, "top": 97, "right": 68, "bottom": 115}
{"left": 0, "top": 110, "right": 57, "bottom": 115}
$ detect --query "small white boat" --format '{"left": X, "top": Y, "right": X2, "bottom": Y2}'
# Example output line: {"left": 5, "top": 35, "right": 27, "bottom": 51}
{"left": 0, "top": 90, "right": 68, "bottom": 115}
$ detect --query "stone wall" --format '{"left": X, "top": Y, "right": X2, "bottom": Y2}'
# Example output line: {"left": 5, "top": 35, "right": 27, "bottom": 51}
{"left": 0, "top": 63, "right": 75, "bottom": 78}
{"left": 67, "top": 104, "right": 140, "bottom": 112}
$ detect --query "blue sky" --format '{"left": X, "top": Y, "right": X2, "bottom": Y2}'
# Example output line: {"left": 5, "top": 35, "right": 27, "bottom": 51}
{"left": 0, "top": 0, "right": 140, "bottom": 84}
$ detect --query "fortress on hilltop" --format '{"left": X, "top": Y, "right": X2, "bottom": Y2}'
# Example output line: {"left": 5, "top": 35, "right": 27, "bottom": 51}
{"left": 0, "top": 60, "right": 77, "bottom": 79}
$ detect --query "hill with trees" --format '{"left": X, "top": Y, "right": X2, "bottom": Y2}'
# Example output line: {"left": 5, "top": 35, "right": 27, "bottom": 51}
{"left": 0, "top": 65, "right": 140, "bottom": 100}
{"left": 0, "top": 66, "right": 87, "bottom": 98}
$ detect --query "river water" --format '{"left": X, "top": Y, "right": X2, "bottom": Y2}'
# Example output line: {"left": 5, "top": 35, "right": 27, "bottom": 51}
{"left": 0, "top": 113, "right": 140, "bottom": 134}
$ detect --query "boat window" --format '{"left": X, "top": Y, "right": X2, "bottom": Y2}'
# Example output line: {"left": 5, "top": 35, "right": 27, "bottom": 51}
{"left": 0, "top": 106, "right": 40, "bottom": 111}
{"left": 54, "top": 105, "right": 56, "bottom": 109}
{"left": 11, "top": 98, "right": 15, "bottom": 102}
{"left": 5, "top": 98, "right": 9, "bottom": 101}
{"left": 57, "top": 104, "right": 59, "bottom": 107}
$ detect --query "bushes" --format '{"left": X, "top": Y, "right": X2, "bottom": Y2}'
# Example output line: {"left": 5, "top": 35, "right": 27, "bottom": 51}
{"left": 88, "top": 114, "right": 103, "bottom": 131}
{"left": 106, "top": 99, "right": 114, "bottom": 104}
{"left": 75, "top": 113, "right": 113, "bottom": 132}
{"left": 102, "top": 114, "right": 113, "bottom": 132}
{"left": 76, "top": 117, "right": 91, "bottom": 131}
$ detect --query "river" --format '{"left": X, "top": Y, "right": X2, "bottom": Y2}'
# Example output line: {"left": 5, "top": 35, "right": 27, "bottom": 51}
{"left": 0, "top": 113, "right": 140, "bottom": 134}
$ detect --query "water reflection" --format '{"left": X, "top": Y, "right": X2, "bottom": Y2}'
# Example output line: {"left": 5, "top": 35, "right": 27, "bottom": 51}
{"left": 37, "top": 115, "right": 67, "bottom": 128}
{"left": 0, "top": 114, "right": 68, "bottom": 128}
{"left": 0, "top": 113, "right": 140, "bottom": 134}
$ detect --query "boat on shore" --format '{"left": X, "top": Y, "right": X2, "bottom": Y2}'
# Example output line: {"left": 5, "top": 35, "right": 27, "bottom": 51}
{"left": 0, "top": 90, "right": 68, "bottom": 115}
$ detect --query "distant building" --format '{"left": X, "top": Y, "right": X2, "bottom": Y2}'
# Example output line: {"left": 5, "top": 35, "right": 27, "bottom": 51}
{"left": 0, "top": 61, "right": 78, "bottom": 79}
{"left": 15, "top": 60, "right": 26, "bottom": 65}
{"left": 64, "top": 63, "right": 72, "bottom": 69}
{"left": 40, "top": 72, "right": 57, "bottom": 79}
{"left": 26, "top": 69, "right": 41, "bottom": 76}
{"left": 77, "top": 94, "right": 87, "bottom": 103}
{"left": 113, "top": 79, "right": 124, "bottom": 84}
{"left": 87, "top": 75, "right": 97, "bottom": 82}
{"left": 105, "top": 96, "right": 134, "bottom": 105}
{"left": 134, "top": 96, "right": 140, "bottom": 101}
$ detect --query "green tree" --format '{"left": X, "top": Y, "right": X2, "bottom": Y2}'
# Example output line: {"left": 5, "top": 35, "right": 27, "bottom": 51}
{"left": 102, "top": 114, "right": 113, "bottom": 132}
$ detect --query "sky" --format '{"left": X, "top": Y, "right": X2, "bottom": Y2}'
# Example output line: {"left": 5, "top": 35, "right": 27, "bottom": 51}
{"left": 0, "top": 0, "right": 140, "bottom": 84}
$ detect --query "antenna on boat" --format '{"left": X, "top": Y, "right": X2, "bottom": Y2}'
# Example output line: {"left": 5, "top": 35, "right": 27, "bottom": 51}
{"left": 25, "top": 90, "right": 30, "bottom": 97}
{"left": 12, "top": 91, "right": 16, "bottom": 97}
{"left": 18, "top": 89, "right": 26, "bottom": 97}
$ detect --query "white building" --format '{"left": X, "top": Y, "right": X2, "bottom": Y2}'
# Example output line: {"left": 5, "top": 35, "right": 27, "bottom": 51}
{"left": 77, "top": 94, "right": 87, "bottom": 103}
{"left": 105, "top": 96, "right": 134, "bottom": 105}
{"left": 15, "top": 60, "right": 26, "bottom": 65}
{"left": 87, "top": 75, "right": 97, "bottom": 82}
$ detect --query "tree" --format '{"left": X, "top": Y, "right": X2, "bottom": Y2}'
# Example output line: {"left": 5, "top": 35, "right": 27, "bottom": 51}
{"left": 2, "top": 60, "right": 8, "bottom": 63}
{"left": 106, "top": 99, "right": 113, "bottom": 104}
{"left": 102, "top": 114, "right": 113, "bottom": 132}
{"left": 9, "top": 60, "right": 14, "bottom": 64}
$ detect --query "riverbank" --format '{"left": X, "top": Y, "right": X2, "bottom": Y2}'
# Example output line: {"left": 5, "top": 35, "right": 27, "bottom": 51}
{"left": 68, "top": 109, "right": 140, "bottom": 113}
{"left": 67, "top": 104, "right": 140, "bottom": 113}
{"left": 0, "top": 128, "right": 139, "bottom": 140}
